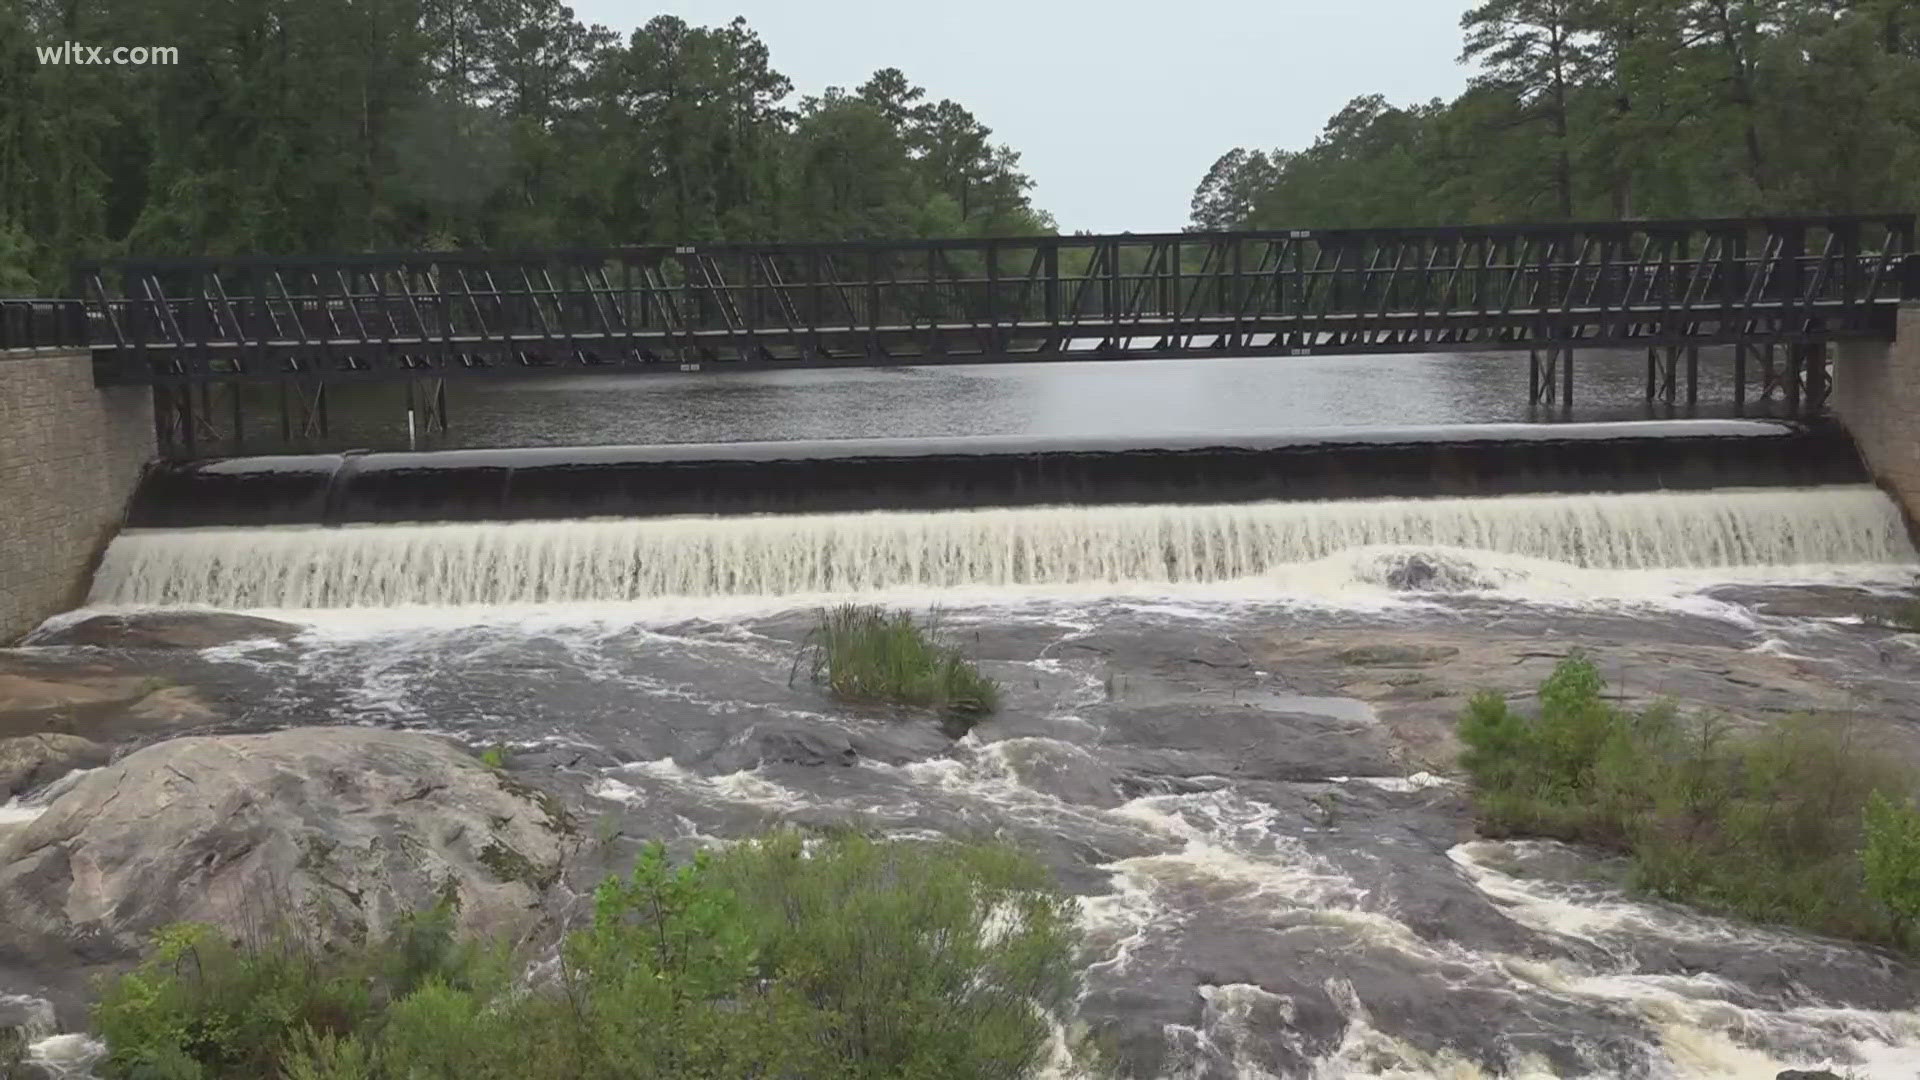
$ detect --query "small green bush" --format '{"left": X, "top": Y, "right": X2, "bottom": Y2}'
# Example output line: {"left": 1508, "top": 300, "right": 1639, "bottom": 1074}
{"left": 93, "top": 832, "right": 1086, "bottom": 1080}
{"left": 1457, "top": 654, "right": 1920, "bottom": 947}
{"left": 800, "top": 605, "right": 1002, "bottom": 722}
{"left": 92, "top": 905, "right": 489, "bottom": 1080}
{"left": 711, "top": 830, "right": 1081, "bottom": 1079}
{"left": 1862, "top": 790, "right": 1920, "bottom": 946}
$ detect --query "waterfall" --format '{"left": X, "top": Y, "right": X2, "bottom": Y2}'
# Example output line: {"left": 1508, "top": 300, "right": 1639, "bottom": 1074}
{"left": 89, "top": 486, "right": 1916, "bottom": 610}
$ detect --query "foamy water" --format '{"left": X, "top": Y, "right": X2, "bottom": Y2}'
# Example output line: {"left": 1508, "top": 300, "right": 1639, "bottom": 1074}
{"left": 33, "top": 484, "right": 1920, "bottom": 1077}
{"left": 85, "top": 486, "right": 1915, "bottom": 611}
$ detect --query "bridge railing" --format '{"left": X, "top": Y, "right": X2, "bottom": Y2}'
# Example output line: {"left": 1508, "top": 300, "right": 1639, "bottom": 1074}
{"left": 72, "top": 215, "right": 1918, "bottom": 384}
{"left": 0, "top": 299, "right": 88, "bottom": 353}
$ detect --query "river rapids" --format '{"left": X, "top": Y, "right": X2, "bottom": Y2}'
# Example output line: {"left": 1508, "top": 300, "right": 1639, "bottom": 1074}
{"left": 7, "top": 485, "right": 1920, "bottom": 1078}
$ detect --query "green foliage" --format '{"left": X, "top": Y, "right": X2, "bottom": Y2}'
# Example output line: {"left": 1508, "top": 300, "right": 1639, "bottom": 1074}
{"left": 1457, "top": 654, "right": 1920, "bottom": 948}
{"left": 0, "top": 8, "right": 1052, "bottom": 296}
{"left": 712, "top": 830, "right": 1081, "bottom": 1079}
{"left": 1192, "top": 1, "right": 1920, "bottom": 229}
{"left": 801, "top": 605, "right": 1002, "bottom": 723}
{"left": 477, "top": 745, "right": 507, "bottom": 770}
{"left": 1862, "top": 791, "right": 1920, "bottom": 945}
{"left": 94, "top": 832, "right": 1087, "bottom": 1080}
{"left": 94, "top": 923, "right": 378, "bottom": 1079}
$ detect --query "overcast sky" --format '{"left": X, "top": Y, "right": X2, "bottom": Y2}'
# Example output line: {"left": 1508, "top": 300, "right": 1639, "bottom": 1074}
{"left": 567, "top": 1, "right": 1476, "bottom": 234}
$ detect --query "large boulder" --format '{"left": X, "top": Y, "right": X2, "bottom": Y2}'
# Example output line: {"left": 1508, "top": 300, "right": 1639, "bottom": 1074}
{"left": 0, "top": 735, "right": 109, "bottom": 800}
{"left": 0, "top": 728, "right": 572, "bottom": 964}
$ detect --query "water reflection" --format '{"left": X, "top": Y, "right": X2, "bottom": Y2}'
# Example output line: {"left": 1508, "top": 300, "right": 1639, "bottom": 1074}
{"left": 228, "top": 347, "right": 1787, "bottom": 453}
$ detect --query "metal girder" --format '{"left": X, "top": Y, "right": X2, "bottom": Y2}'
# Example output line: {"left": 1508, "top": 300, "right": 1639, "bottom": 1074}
{"left": 74, "top": 215, "right": 1914, "bottom": 397}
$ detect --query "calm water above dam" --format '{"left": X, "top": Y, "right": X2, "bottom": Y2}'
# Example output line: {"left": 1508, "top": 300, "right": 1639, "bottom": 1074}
{"left": 274, "top": 347, "right": 1762, "bottom": 453}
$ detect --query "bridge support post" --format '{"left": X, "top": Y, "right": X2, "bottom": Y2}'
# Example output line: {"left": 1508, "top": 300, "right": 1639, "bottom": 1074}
{"left": 277, "top": 380, "right": 330, "bottom": 448}
{"left": 405, "top": 379, "right": 449, "bottom": 445}
{"left": 155, "top": 381, "right": 248, "bottom": 457}
{"left": 1686, "top": 345, "right": 1699, "bottom": 407}
{"left": 1734, "top": 344, "right": 1747, "bottom": 415}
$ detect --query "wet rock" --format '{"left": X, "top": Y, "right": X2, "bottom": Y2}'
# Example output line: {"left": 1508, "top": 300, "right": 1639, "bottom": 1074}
{"left": 0, "top": 656, "right": 222, "bottom": 743}
{"left": 0, "top": 674, "right": 149, "bottom": 724}
{"left": 120, "top": 685, "right": 220, "bottom": 728}
{"left": 704, "top": 724, "right": 859, "bottom": 772}
{"left": 844, "top": 721, "right": 953, "bottom": 765}
{"left": 1090, "top": 702, "right": 1398, "bottom": 782}
{"left": 1776, "top": 1071, "right": 1843, "bottom": 1080}
{"left": 1054, "top": 628, "right": 1253, "bottom": 675}
{"left": 0, "top": 735, "right": 109, "bottom": 800}
{"left": 980, "top": 737, "right": 1124, "bottom": 807}
{"left": 30, "top": 612, "right": 302, "bottom": 650}
{"left": 1372, "top": 552, "right": 1500, "bottom": 593}
{"left": 505, "top": 743, "right": 625, "bottom": 773}
{"left": 1335, "top": 643, "right": 1461, "bottom": 666}
{"left": 0, "top": 727, "right": 568, "bottom": 966}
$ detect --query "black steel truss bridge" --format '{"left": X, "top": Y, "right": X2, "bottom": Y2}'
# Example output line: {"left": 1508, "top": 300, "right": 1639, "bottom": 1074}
{"left": 71, "top": 214, "right": 1917, "bottom": 453}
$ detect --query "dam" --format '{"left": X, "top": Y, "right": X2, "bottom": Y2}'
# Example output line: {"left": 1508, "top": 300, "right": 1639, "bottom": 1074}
{"left": 7, "top": 301, "right": 1920, "bottom": 1079}
{"left": 90, "top": 416, "right": 1908, "bottom": 611}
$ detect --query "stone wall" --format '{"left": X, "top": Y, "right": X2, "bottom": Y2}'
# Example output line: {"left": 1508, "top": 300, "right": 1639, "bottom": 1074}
{"left": 0, "top": 350, "right": 155, "bottom": 642}
{"left": 1833, "top": 303, "right": 1920, "bottom": 529}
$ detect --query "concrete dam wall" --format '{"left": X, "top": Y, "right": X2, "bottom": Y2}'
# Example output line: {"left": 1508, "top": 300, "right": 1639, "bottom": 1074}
{"left": 0, "top": 350, "right": 154, "bottom": 641}
{"left": 124, "top": 420, "right": 1867, "bottom": 530}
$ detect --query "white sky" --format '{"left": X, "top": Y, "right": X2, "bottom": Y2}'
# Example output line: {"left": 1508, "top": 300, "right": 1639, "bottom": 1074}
{"left": 566, "top": 1, "right": 1476, "bottom": 234}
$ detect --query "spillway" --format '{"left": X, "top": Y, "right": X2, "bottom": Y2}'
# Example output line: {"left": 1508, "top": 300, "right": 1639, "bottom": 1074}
{"left": 124, "top": 420, "right": 1868, "bottom": 528}
{"left": 90, "top": 486, "right": 1915, "bottom": 609}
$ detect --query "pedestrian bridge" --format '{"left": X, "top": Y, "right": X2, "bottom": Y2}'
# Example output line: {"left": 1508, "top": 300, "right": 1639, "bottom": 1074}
{"left": 59, "top": 214, "right": 1919, "bottom": 453}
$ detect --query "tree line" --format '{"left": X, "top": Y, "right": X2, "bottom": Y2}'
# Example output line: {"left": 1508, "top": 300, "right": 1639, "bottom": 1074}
{"left": 1190, "top": 0, "right": 1920, "bottom": 231}
{"left": 0, "top": 1, "right": 1054, "bottom": 293}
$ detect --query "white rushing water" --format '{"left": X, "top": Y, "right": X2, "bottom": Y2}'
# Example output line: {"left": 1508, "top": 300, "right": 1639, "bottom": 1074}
{"left": 89, "top": 486, "right": 1914, "bottom": 610}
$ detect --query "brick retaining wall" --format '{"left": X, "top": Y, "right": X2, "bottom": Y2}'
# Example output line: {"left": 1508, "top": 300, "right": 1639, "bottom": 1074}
{"left": 0, "top": 350, "right": 155, "bottom": 642}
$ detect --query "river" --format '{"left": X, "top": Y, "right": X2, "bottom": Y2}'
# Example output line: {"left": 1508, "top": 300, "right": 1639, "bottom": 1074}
{"left": 237, "top": 348, "right": 1756, "bottom": 453}
{"left": 8, "top": 352, "right": 1920, "bottom": 1078}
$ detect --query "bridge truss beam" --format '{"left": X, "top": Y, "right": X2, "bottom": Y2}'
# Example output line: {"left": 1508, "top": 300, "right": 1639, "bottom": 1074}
{"left": 77, "top": 217, "right": 1915, "bottom": 421}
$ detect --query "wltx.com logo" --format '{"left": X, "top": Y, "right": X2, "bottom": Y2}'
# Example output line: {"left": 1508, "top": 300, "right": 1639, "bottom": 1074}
{"left": 36, "top": 42, "right": 179, "bottom": 66}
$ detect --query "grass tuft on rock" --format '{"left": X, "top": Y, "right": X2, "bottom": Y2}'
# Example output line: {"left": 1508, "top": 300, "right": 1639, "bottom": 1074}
{"left": 1458, "top": 653, "right": 1920, "bottom": 950}
{"left": 91, "top": 831, "right": 1090, "bottom": 1080}
{"left": 800, "top": 605, "right": 1001, "bottom": 723}
{"left": 1863, "top": 597, "right": 1920, "bottom": 633}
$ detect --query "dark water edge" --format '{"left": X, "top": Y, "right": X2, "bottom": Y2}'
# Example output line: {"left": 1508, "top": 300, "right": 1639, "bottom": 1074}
{"left": 8, "top": 573, "right": 1920, "bottom": 1078}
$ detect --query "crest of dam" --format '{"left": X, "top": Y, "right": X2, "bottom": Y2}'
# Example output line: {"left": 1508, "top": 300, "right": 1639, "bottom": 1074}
{"left": 126, "top": 420, "right": 1867, "bottom": 528}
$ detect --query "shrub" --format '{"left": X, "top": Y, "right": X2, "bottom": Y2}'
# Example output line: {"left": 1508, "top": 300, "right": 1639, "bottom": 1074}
{"left": 711, "top": 830, "right": 1081, "bottom": 1079}
{"left": 799, "top": 605, "right": 1001, "bottom": 722}
{"left": 1862, "top": 791, "right": 1920, "bottom": 946}
{"left": 1457, "top": 654, "right": 1920, "bottom": 948}
{"left": 92, "top": 906, "right": 486, "bottom": 1080}
{"left": 95, "top": 832, "right": 1086, "bottom": 1080}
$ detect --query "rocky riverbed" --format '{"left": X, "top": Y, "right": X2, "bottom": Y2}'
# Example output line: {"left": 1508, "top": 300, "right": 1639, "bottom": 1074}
{"left": 2, "top": 574, "right": 1919, "bottom": 1078}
